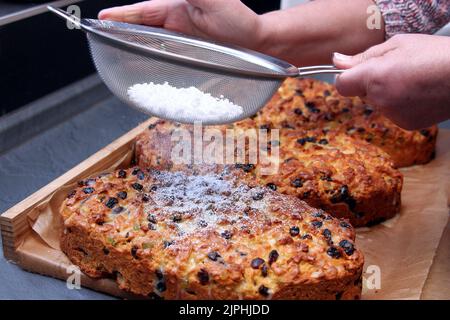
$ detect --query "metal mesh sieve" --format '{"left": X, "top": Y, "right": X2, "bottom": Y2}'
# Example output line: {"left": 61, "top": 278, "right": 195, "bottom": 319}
{"left": 48, "top": 6, "right": 343, "bottom": 125}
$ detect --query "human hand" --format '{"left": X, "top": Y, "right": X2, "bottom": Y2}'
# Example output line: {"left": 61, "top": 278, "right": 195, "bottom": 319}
{"left": 98, "top": 0, "right": 384, "bottom": 66}
{"left": 98, "top": 0, "right": 263, "bottom": 50}
{"left": 333, "top": 34, "right": 450, "bottom": 130}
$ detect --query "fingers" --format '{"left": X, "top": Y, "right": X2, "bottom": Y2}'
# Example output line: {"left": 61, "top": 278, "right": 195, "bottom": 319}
{"left": 333, "top": 41, "right": 396, "bottom": 69}
{"left": 99, "top": 2, "right": 145, "bottom": 24}
{"left": 98, "top": 1, "right": 167, "bottom": 25}
{"left": 334, "top": 38, "right": 400, "bottom": 97}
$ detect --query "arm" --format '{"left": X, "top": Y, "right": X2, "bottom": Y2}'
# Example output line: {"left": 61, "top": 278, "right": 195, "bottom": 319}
{"left": 333, "top": 34, "right": 450, "bottom": 129}
{"left": 331, "top": 1, "right": 450, "bottom": 129}
{"left": 99, "top": 0, "right": 384, "bottom": 66}
{"left": 258, "top": 0, "right": 385, "bottom": 65}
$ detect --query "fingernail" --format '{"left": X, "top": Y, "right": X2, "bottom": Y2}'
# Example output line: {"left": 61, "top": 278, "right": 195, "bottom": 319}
{"left": 98, "top": 9, "right": 110, "bottom": 18}
{"left": 333, "top": 52, "right": 352, "bottom": 61}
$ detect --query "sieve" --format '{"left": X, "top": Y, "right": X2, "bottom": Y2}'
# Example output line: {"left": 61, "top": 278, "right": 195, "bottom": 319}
{"left": 48, "top": 5, "right": 344, "bottom": 125}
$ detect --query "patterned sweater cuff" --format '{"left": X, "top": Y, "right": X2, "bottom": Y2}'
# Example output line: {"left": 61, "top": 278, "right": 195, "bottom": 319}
{"left": 375, "top": 0, "right": 450, "bottom": 39}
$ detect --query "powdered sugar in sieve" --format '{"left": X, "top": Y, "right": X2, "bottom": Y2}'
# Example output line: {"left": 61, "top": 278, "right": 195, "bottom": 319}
{"left": 127, "top": 82, "right": 243, "bottom": 122}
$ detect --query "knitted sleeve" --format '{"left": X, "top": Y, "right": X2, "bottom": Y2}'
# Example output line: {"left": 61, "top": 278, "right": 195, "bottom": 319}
{"left": 375, "top": 0, "right": 450, "bottom": 38}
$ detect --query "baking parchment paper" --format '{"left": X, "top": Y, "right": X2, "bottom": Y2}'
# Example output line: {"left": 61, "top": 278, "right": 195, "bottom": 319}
{"left": 16, "top": 130, "right": 450, "bottom": 299}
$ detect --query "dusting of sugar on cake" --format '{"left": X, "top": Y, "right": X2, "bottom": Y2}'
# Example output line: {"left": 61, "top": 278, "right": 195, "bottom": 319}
{"left": 144, "top": 170, "right": 267, "bottom": 239}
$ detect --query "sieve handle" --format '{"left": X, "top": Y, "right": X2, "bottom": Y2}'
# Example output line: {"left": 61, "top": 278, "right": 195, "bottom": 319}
{"left": 298, "top": 65, "right": 344, "bottom": 76}
{"left": 47, "top": 5, "right": 81, "bottom": 29}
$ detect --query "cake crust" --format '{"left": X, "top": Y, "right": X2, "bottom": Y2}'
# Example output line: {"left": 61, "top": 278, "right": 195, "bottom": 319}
{"left": 134, "top": 77, "right": 438, "bottom": 227}
{"left": 61, "top": 167, "right": 364, "bottom": 299}
{"left": 136, "top": 119, "right": 403, "bottom": 227}
{"left": 268, "top": 78, "right": 437, "bottom": 168}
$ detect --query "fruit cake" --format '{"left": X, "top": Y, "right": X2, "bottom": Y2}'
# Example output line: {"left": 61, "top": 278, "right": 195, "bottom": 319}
{"left": 60, "top": 167, "right": 364, "bottom": 299}
{"left": 135, "top": 77, "right": 437, "bottom": 226}
{"left": 263, "top": 77, "right": 438, "bottom": 168}
{"left": 135, "top": 120, "right": 403, "bottom": 227}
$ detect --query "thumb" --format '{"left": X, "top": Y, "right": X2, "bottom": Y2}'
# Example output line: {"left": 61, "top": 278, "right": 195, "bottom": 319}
{"left": 333, "top": 41, "right": 396, "bottom": 69}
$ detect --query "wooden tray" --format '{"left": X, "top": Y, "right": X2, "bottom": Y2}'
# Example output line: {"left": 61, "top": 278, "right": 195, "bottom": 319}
{"left": 0, "top": 118, "right": 154, "bottom": 264}
{"left": 1, "top": 119, "right": 449, "bottom": 300}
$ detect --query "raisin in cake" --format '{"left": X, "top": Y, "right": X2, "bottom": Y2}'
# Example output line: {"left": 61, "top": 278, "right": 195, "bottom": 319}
{"left": 264, "top": 77, "right": 437, "bottom": 168}
{"left": 60, "top": 167, "right": 364, "bottom": 299}
{"left": 135, "top": 120, "right": 403, "bottom": 227}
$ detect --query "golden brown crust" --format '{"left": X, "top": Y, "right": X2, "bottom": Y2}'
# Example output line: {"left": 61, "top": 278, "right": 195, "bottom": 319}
{"left": 134, "top": 77, "right": 438, "bottom": 227}
{"left": 61, "top": 167, "right": 363, "bottom": 299}
{"left": 136, "top": 119, "right": 403, "bottom": 227}
{"left": 267, "top": 78, "right": 437, "bottom": 168}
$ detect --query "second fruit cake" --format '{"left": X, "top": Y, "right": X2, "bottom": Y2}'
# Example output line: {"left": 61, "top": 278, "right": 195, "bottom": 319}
{"left": 135, "top": 119, "right": 403, "bottom": 227}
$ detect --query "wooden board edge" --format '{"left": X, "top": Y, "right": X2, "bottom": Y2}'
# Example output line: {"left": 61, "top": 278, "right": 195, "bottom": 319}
{"left": 0, "top": 218, "right": 22, "bottom": 262}
{"left": 0, "top": 117, "right": 154, "bottom": 256}
{"left": 1, "top": 118, "right": 153, "bottom": 220}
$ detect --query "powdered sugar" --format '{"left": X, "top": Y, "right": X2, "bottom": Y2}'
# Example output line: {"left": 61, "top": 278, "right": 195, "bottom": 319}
{"left": 144, "top": 170, "right": 267, "bottom": 239}
{"left": 127, "top": 82, "right": 243, "bottom": 122}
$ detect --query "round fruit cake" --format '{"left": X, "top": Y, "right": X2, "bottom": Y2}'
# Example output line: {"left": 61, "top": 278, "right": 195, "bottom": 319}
{"left": 135, "top": 77, "right": 438, "bottom": 227}
{"left": 60, "top": 167, "right": 364, "bottom": 299}
{"left": 262, "top": 78, "right": 437, "bottom": 168}
{"left": 135, "top": 119, "right": 403, "bottom": 227}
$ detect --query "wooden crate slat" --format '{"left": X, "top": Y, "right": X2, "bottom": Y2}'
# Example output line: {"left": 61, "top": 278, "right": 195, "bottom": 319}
{"left": 0, "top": 118, "right": 154, "bottom": 261}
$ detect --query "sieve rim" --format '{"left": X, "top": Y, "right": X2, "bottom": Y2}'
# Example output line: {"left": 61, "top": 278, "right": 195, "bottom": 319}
{"left": 80, "top": 18, "right": 299, "bottom": 79}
